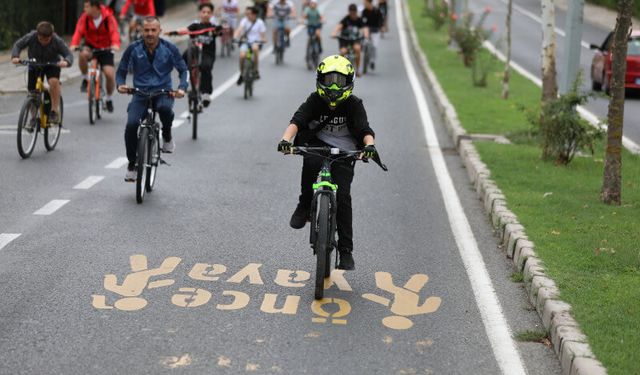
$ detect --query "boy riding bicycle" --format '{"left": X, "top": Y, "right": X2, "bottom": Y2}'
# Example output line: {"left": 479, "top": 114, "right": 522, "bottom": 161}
{"left": 165, "top": 2, "right": 221, "bottom": 107}
{"left": 268, "top": 0, "right": 296, "bottom": 48}
{"left": 70, "top": 0, "right": 121, "bottom": 112}
{"left": 234, "top": 7, "right": 267, "bottom": 84}
{"left": 301, "top": 0, "right": 323, "bottom": 54}
{"left": 277, "top": 55, "right": 378, "bottom": 270}
{"left": 331, "top": 3, "right": 368, "bottom": 76}
{"left": 11, "top": 22, "right": 73, "bottom": 124}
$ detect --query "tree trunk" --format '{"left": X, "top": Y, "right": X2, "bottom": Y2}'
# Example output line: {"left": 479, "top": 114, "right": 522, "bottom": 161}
{"left": 502, "top": 0, "right": 513, "bottom": 99}
{"left": 541, "top": 0, "right": 558, "bottom": 104}
{"left": 601, "top": 0, "right": 633, "bottom": 205}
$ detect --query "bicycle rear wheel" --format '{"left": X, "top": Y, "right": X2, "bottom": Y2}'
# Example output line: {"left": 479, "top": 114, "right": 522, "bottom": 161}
{"left": 313, "top": 194, "right": 331, "bottom": 300}
{"left": 145, "top": 129, "right": 159, "bottom": 192}
{"left": 136, "top": 127, "right": 149, "bottom": 204}
{"left": 44, "top": 96, "right": 62, "bottom": 151}
{"left": 17, "top": 97, "right": 39, "bottom": 159}
{"left": 363, "top": 45, "right": 370, "bottom": 75}
{"left": 88, "top": 77, "right": 96, "bottom": 124}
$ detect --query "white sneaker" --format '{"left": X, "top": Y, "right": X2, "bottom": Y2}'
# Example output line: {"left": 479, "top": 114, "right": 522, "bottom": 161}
{"left": 163, "top": 140, "right": 175, "bottom": 153}
{"left": 202, "top": 93, "right": 211, "bottom": 108}
{"left": 124, "top": 169, "right": 136, "bottom": 182}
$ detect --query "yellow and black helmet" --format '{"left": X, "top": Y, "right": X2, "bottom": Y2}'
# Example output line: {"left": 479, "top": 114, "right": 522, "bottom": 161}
{"left": 316, "top": 55, "right": 355, "bottom": 108}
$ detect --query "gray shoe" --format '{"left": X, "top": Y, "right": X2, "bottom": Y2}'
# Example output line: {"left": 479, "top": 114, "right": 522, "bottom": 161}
{"left": 48, "top": 111, "right": 60, "bottom": 124}
{"left": 124, "top": 169, "right": 136, "bottom": 182}
{"left": 162, "top": 140, "right": 175, "bottom": 153}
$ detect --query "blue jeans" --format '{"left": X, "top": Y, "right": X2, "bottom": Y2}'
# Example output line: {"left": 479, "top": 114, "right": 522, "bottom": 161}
{"left": 125, "top": 94, "right": 174, "bottom": 163}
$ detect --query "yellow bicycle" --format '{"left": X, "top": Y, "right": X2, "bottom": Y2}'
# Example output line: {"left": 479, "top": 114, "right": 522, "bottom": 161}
{"left": 17, "top": 60, "right": 64, "bottom": 159}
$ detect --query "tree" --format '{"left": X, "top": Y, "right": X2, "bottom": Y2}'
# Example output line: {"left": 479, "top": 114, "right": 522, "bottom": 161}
{"left": 601, "top": 0, "right": 633, "bottom": 205}
{"left": 540, "top": 0, "right": 558, "bottom": 159}
{"left": 502, "top": 0, "right": 513, "bottom": 99}
{"left": 541, "top": 0, "right": 558, "bottom": 104}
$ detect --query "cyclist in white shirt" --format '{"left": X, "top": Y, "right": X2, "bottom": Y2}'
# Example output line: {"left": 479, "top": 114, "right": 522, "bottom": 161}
{"left": 220, "top": 0, "right": 239, "bottom": 30}
{"left": 268, "top": 0, "right": 296, "bottom": 47}
{"left": 234, "top": 6, "right": 267, "bottom": 84}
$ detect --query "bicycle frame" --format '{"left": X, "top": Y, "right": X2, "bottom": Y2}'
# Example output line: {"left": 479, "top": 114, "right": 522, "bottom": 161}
{"left": 34, "top": 76, "right": 47, "bottom": 128}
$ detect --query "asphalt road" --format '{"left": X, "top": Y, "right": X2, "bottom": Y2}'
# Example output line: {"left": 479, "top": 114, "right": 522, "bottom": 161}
{"left": 468, "top": 0, "right": 640, "bottom": 147}
{"left": 0, "top": 0, "right": 562, "bottom": 374}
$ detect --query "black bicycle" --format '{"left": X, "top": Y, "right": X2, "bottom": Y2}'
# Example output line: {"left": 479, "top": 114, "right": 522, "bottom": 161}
{"left": 124, "top": 88, "right": 175, "bottom": 204}
{"left": 235, "top": 40, "right": 264, "bottom": 99}
{"left": 289, "top": 146, "right": 387, "bottom": 299}
{"left": 305, "top": 25, "right": 321, "bottom": 70}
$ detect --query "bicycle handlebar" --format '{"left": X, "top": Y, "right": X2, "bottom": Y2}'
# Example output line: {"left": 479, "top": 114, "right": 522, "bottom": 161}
{"left": 123, "top": 88, "right": 177, "bottom": 97}
{"left": 289, "top": 146, "right": 388, "bottom": 171}
{"left": 18, "top": 59, "right": 61, "bottom": 67}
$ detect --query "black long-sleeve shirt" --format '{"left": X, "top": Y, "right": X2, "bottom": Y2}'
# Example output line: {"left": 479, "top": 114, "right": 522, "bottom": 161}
{"left": 290, "top": 92, "right": 375, "bottom": 150}
{"left": 11, "top": 31, "right": 74, "bottom": 66}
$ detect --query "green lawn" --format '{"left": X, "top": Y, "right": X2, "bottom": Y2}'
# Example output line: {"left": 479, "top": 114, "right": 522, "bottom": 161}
{"left": 408, "top": 1, "right": 640, "bottom": 374}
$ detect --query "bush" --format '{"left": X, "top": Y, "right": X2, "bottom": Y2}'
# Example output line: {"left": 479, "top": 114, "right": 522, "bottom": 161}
{"left": 423, "top": 0, "right": 449, "bottom": 31}
{"left": 525, "top": 76, "right": 604, "bottom": 165}
{"left": 452, "top": 8, "right": 492, "bottom": 67}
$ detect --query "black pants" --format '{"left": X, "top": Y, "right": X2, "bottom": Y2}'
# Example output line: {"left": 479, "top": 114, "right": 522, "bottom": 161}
{"left": 299, "top": 151, "right": 355, "bottom": 251}
{"left": 183, "top": 51, "right": 215, "bottom": 95}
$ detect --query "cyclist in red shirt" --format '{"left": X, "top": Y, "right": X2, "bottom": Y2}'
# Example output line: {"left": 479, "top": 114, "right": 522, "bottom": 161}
{"left": 70, "top": 0, "right": 121, "bottom": 112}
{"left": 119, "top": 0, "right": 156, "bottom": 42}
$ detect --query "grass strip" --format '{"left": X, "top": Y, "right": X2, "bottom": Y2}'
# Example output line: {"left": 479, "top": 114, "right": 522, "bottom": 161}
{"left": 408, "top": 1, "right": 640, "bottom": 374}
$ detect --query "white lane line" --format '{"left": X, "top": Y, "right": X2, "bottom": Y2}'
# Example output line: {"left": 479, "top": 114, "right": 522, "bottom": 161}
{"left": 484, "top": 40, "right": 640, "bottom": 154}
{"left": 173, "top": 119, "right": 185, "bottom": 128}
{"left": 0, "top": 234, "right": 21, "bottom": 251}
{"left": 0, "top": 125, "right": 71, "bottom": 134}
{"left": 104, "top": 157, "right": 128, "bottom": 169}
{"left": 33, "top": 199, "right": 70, "bottom": 215}
{"left": 179, "top": 111, "right": 189, "bottom": 119}
{"left": 73, "top": 175, "right": 105, "bottom": 190}
{"left": 498, "top": 0, "right": 590, "bottom": 49}
{"left": 398, "top": 1, "right": 527, "bottom": 374}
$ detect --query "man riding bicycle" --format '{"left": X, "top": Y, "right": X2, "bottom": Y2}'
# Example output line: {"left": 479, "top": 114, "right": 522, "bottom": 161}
{"left": 116, "top": 17, "right": 187, "bottom": 182}
{"left": 119, "top": 0, "right": 156, "bottom": 41}
{"left": 234, "top": 6, "right": 267, "bottom": 85}
{"left": 301, "top": 0, "right": 323, "bottom": 54}
{"left": 277, "top": 55, "right": 378, "bottom": 271}
{"left": 331, "top": 4, "right": 368, "bottom": 76}
{"left": 361, "top": 0, "right": 382, "bottom": 71}
{"left": 11, "top": 22, "right": 73, "bottom": 124}
{"left": 268, "top": 0, "right": 296, "bottom": 48}
{"left": 70, "top": 0, "right": 121, "bottom": 112}
{"left": 165, "top": 2, "right": 221, "bottom": 108}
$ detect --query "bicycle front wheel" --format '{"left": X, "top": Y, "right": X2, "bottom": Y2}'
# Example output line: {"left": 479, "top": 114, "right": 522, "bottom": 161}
{"left": 88, "top": 77, "right": 96, "bottom": 124}
{"left": 190, "top": 96, "right": 198, "bottom": 140}
{"left": 17, "top": 97, "right": 39, "bottom": 159}
{"left": 313, "top": 194, "right": 331, "bottom": 300}
{"left": 44, "top": 96, "right": 62, "bottom": 151}
{"left": 136, "top": 127, "right": 149, "bottom": 204}
{"left": 145, "top": 130, "right": 159, "bottom": 192}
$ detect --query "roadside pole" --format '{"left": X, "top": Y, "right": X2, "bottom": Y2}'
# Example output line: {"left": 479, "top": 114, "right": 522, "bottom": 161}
{"left": 559, "top": 0, "right": 585, "bottom": 94}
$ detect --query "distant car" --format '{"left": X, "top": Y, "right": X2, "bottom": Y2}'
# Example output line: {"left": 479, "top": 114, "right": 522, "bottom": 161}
{"left": 590, "top": 30, "right": 640, "bottom": 94}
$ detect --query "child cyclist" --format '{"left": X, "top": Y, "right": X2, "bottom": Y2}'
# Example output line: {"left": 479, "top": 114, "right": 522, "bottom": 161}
{"left": 277, "top": 55, "right": 378, "bottom": 270}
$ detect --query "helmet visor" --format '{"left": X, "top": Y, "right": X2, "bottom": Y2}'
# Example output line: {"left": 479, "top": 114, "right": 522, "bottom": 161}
{"left": 321, "top": 72, "right": 348, "bottom": 89}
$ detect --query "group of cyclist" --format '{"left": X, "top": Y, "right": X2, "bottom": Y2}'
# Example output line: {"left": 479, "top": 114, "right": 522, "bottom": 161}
{"left": 9, "top": 0, "right": 388, "bottom": 270}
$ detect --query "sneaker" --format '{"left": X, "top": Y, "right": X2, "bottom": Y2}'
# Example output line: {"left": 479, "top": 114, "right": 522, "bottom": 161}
{"left": 48, "top": 111, "right": 60, "bottom": 124}
{"left": 289, "top": 204, "right": 310, "bottom": 229}
{"left": 255, "top": 70, "right": 261, "bottom": 80}
{"left": 236, "top": 75, "right": 244, "bottom": 85}
{"left": 106, "top": 100, "right": 114, "bottom": 112}
{"left": 285, "top": 37, "right": 290, "bottom": 47}
{"left": 80, "top": 79, "right": 88, "bottom": 93}
{"left": 370, "top": 62, "right": 375, "bottom": 71}
{"left": 337, "top": 249, "right": 355, "bottom": 270}
{"left": 202, "top": 93, "right": 211, "bottom": 108}
{"left": 125, "top": 163, "right": 136, "bottom": 182}
{"left": 162, "top": 139, "right": 175, "bottom": 153}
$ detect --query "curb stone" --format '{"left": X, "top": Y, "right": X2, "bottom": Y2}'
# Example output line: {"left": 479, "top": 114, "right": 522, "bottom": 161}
{"left": 400, "top": 1, "right": 608, "bottom": 374}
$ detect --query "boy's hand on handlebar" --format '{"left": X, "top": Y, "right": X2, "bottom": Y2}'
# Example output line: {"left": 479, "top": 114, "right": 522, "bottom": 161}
{"left": 58, "top": 60, "right": 69, "bottom": 68}
{"left": 174, "top": 89, "right": 186, "bottom": 98}
{"left": 117, "top": 85, "right": 130, "bottom": 94}
{"left": 363, "top": 144, "right": 377, "bottom": 158}
{"left": 277, "top": 139, "right": 292, "bottom": 153}
{"left": 11, "top": 57, "right": 20, "bottom": 65}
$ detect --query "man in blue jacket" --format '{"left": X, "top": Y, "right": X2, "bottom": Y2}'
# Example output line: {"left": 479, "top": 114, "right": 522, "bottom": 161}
{"left": 116, "top": 16, "right": 188, "bottom": 182}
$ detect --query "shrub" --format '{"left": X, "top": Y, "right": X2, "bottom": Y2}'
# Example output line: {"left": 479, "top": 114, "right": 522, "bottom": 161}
{"left": 423, "top": 0, "right": 449, "bottom": 31}
{"left": 452, "top": 7, "right": 492, "bottom": 67}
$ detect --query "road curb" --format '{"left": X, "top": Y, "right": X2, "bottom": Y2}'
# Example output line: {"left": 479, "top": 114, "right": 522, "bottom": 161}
{"left": 400, "top": 2, "right": 607, "bottom": 375}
